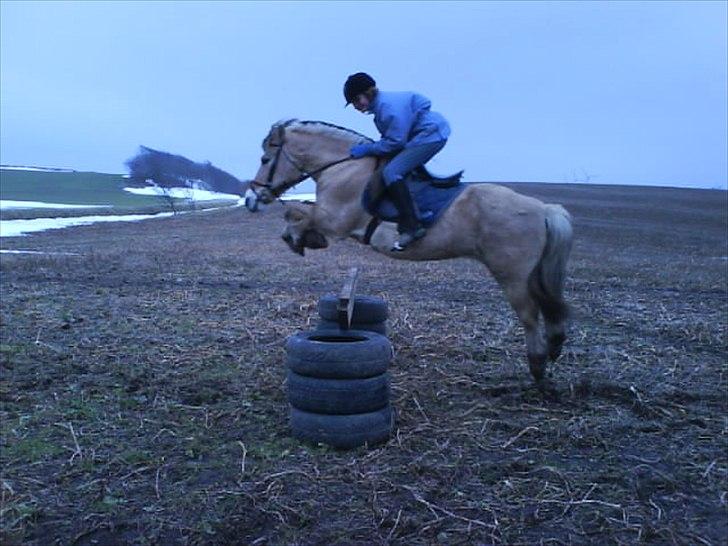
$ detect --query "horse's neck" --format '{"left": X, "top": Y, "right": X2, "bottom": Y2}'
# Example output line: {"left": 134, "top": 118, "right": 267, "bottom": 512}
{"left": 291, "top": 129, "right": 371, "bottom": 192}
{"left": 295, "top": 130, "right": 353, "bottom": 169}
{"left": 288, "top": 126, "right": 375, "bottom": 233}
{"left": 311, "top": 155, "right": 377, "bottom": 236}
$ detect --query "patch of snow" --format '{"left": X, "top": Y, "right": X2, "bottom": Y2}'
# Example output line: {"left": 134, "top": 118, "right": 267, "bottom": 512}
{"left": 0, "top": 212, "right": 175, "bottom": 238}
{"left": 124, "top": 186, "right": 240, "bottom": 201}
{"left": 280, "top": 192, "right": 316, "bottom": 202}
{"left": 0, "top": 200, "right": 112, "bottom": 210}
{"left": 1, "top": 165, "right": 75, "bottom": 172}
{"left": 0, "top": 204, "right": 237, "bottom": 238}
{"left": 0, "top": 249, "right": 80, "bottom": 255}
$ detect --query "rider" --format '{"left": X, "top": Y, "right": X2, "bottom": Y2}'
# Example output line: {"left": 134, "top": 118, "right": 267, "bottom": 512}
{"left": 344, "top": 72, "right": 451, "bottom": 251}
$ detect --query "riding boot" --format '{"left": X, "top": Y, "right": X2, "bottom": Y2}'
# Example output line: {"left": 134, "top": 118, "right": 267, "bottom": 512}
{"left": 387, "top": 179, "right": 427, "bottom": 251}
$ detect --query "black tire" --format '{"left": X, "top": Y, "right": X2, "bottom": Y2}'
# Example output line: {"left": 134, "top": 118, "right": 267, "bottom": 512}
{"left": 316, "top": 318, "right": 387, "bottom": 336}
{"left": 285, "top": 329, "right": 392, "bottom": 379}
{"left": 290, "top": 405, "right": 395, "bottom": 449}
{"left": 287, "top": 371, "right": 390, "bottom": 415}
{"left": 318, "top": 294, "right": 388, "bottom": 324}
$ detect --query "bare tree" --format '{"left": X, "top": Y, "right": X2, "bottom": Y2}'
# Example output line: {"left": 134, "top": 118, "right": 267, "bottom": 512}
{"left": 568, "top": 167, "right": 598, "bottom": 184}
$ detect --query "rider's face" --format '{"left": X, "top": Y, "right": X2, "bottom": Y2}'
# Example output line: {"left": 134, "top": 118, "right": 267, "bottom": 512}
{"left": 353, "top": 93, "right": 370, "bottom": 112}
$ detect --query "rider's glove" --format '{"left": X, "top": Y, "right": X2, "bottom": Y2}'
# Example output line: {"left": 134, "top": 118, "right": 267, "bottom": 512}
{"left": 350, "top": 143, "right": 372, "bottom": 159}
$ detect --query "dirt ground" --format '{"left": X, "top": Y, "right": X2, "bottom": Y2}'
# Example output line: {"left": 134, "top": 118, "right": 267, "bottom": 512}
{"left": 1, "top": 182, "right": 726, "bottom": 545}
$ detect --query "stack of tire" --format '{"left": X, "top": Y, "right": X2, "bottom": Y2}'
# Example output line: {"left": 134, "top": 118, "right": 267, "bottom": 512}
{"left": 286, "top": 295, "right": 394, "bottom": 449}
{"left": 315, "top": 294, "right": 388, "bottom": 335}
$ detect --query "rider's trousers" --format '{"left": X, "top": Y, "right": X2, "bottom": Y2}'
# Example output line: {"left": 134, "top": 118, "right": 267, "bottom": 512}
{"left": 381, "top": 140, "right": 447, "bottom": 186}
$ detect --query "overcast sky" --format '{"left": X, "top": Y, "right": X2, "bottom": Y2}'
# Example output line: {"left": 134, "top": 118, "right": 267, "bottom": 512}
{"left": 1, "top": 1, "right": 726, "bottom": 189}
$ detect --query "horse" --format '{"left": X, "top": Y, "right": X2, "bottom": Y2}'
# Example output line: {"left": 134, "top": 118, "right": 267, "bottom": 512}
{"left": 249, "top": 119, "right": 573, "bottom": 381}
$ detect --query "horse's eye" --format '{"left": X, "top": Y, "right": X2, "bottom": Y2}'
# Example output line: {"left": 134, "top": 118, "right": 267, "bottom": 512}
{"left": 261, "top": 157, "right": 270, "bottom": 165}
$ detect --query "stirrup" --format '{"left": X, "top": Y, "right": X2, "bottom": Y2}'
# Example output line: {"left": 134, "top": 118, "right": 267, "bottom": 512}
{"left": 391, "top": 226, "right": 427, "bottom": 251}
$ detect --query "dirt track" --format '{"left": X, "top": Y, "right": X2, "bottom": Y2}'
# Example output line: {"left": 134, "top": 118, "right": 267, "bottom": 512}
{"left": 1, "top": 182, "right": 726, "bottom": 545}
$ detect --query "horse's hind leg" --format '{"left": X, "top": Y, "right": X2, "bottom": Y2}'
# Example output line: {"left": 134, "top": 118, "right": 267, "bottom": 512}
{"left": 502, "top": 278, "right": 548, "bottom": 381}
{"left": 528, "top": 272, "right": 569, "bottom": 362}
{"left": 530, "top": 203, "right": 573, "bottom": 362}
{"left": 544, "top": 311, "right": 567, "bottom": 362}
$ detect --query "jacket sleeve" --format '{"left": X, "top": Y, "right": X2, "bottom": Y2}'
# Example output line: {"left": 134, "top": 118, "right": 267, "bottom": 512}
{"left": 369, "top": 99, "right": 413, "bottom": 155}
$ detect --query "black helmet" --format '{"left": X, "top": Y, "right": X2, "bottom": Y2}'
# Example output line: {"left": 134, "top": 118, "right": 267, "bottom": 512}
{"left": 343, "top": 72, "right": 376, "bottom": 105}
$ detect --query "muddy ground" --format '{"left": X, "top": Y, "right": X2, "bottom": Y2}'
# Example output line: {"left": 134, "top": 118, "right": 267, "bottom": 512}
{"left": 1, "top": 182, "right": 726, "bottom": 545}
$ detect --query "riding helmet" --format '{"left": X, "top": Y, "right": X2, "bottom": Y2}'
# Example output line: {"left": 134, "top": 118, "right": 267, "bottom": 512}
{"left": 344, "top": 72, "right": 376, "bottom": 105}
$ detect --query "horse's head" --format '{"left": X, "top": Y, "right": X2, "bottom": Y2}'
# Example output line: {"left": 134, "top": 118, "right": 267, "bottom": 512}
{"left": 251, "top": 119, "right": 307, "bottom": 204}
{"left": 281, "top": 202, "right": 328, "bottom": 256}
{"left": 251, "top": 119, "right": 367, "bottom": 204}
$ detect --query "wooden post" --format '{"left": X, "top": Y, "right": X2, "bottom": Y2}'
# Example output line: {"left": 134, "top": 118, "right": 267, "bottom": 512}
{"left": 337, "top": 267, "right": 359, "bottom": 329}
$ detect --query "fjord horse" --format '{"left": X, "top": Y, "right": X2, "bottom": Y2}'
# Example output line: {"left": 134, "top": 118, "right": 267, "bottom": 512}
{"left": 250, "top": 119, "right": 573, "bottom": 381}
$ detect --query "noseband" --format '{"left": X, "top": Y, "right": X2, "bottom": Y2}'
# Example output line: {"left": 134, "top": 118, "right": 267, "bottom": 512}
{"left": 251, "top": 123, "right": 355, "bottom": 199}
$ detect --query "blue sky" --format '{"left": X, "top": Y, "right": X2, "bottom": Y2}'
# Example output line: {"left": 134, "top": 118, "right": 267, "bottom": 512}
{"left": 1, "top": 1, "right": 726, "bottom": 189}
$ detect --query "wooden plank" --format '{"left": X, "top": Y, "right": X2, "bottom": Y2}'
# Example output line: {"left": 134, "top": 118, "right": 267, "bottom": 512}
{"left": 337, "top": 267, "right": 359, "bottom": 329}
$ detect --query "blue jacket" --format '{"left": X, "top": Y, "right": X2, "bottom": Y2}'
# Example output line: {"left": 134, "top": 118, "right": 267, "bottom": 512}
{"left": 365, "top": 91, "right": 451, "bottom": 155}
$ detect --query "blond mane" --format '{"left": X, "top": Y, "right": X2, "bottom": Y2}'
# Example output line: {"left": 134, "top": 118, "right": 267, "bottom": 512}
{"left": 272, "top": 119, "right": 372, "bottom": 145}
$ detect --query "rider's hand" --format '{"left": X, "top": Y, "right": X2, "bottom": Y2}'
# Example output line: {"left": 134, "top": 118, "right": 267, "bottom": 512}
{"left": 350, "top": 143, "right": 372, "bottom": 159}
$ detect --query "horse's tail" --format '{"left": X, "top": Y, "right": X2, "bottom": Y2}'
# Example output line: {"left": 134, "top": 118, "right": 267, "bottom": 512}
{"left": 528, "top": 204, "right": 573, "bottom": 324}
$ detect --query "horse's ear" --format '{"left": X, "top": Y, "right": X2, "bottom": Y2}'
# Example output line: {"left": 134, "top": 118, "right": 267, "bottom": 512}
{"left": 268, "top": 119, "right": 297, "bottom": 147}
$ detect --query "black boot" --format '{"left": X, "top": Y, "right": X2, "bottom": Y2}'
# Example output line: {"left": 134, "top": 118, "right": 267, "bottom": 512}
{"left": 387, "top": 180, "right": 427, "bottom": 251}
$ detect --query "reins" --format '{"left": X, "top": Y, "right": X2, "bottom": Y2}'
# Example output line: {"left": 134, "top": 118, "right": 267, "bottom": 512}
{"left": 250, "top": 121, "right": 384, "bottom": 246}
{"left": 251, "top": 122, "right": 356, "bottom": 199}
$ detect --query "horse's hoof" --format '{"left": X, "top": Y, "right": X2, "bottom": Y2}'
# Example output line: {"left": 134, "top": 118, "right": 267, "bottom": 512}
{"left": 537, "top": 380, "right": 560, "bottom": 402}
{"left": 547, "top": 334, "right": 566, "bottom": 361}
{"left": 528, "top": 352, "right": 547, "bottom": 382}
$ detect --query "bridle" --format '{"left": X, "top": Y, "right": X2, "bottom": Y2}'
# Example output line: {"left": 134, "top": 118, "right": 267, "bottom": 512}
{"left": 250, "top": 122, "right": 357, "bottom": 199}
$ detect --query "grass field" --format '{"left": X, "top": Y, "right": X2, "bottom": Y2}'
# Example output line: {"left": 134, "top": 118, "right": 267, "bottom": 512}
{"left": 0, "top": 182, "right": 726, "bottom": 545}
{"left": 0, "top": 169, "right": 156, "bottom": 207}
{"left": 0, "top": 169, "right": 237, "bottom": 220}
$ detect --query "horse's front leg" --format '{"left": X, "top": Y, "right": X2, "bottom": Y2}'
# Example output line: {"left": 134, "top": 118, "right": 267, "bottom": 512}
{"left": 282, "top": 203, "right": 329, "bottom": 255}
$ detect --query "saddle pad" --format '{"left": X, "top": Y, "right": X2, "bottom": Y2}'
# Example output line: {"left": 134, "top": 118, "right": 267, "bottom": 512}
{"left": 362, "top": 179, "right": 467, "bottom": 227}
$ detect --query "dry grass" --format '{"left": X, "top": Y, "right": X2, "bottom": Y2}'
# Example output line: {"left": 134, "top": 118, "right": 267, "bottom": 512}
{"left": 1, "top": 183, "right": 726, "bottom": 545}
